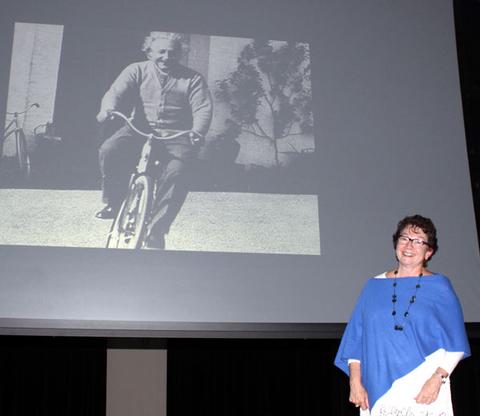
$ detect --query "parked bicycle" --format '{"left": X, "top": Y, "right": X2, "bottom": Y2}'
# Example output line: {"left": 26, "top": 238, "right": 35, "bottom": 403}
{"left": 1, "top": 103, "right": 40, "bottom": 181}
{"left": 105, "top": 110, "right": 200, "bottom": 249}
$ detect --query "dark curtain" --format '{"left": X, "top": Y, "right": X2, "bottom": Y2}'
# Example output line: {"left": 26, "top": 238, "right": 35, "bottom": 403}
{"left": 0, "top": 336, "right": 106, "bottom": 416}
{"left": 0, "top": 336, "right": 478, "bottom": 415}
{"left": 167, "top": 338, "right": 358, "bottom": 416}
{"left": 451, "top": 337, "right": 480, "bottom": 416}
{"left": 454, "top": 0, "right": 480, "bottom": 247}
{"left": 168, "top": 337, "right": 480, "bottom": 416}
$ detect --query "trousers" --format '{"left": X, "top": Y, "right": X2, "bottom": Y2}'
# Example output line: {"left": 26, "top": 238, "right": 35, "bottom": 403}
{"left": 98, "top": 124, "right": 196, "bottom": 237}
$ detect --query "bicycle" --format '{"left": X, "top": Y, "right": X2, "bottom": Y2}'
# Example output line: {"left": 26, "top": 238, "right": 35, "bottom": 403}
{"left": 1, "top": 103, "right": 40, "bottom": 181}
{"left": 105, "top": 110, "right": 200, "bottom": 249}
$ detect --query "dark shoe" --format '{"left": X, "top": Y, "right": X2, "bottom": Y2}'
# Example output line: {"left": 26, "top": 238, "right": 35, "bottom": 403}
{"left": 95, "top": 205, "right": 116, "bottom": 219}
{"left": 143, "top": 234, "right": 165, "bottom": 250}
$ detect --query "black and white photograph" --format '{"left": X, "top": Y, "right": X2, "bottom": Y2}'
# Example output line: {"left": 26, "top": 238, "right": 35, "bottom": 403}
{"left": 0, "top": 22, "right": 320, "bottom": 255}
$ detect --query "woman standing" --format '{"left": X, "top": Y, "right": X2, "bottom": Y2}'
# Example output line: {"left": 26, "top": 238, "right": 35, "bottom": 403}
{"left": 334, "top": 215, "right": 470, "bottom": 415}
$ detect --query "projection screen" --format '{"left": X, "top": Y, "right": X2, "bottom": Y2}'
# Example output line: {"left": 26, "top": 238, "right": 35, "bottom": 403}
{"left": 0, "top": 0, "right": 479, "bottom": 337}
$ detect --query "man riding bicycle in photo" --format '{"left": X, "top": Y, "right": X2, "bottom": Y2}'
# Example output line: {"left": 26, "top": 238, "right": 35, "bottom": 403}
{"left": 96, "top": 31, "right": 213, "bottom": 249}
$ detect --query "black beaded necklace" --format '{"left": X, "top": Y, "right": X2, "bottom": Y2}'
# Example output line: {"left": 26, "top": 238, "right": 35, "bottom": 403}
{"left": 391, "top": 270, "right": 422, "bottom": 331}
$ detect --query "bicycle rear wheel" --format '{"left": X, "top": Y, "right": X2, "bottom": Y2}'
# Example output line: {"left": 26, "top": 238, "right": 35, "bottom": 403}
{"left": 16, "top": 130, "right": 31, "bottom": 180}
{"left": 106, "top": 174, "right": 153, "bottom": 249}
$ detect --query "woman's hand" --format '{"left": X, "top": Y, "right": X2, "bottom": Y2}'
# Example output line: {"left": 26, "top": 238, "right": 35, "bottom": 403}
{"left": 349, "top": 361, "right": 369, "bottom": 410}
{"left": 414, "top": 373, "right": 444, "bottom": 404}
{"left": 349, "top": 379, "right": 370, "bottom": 410}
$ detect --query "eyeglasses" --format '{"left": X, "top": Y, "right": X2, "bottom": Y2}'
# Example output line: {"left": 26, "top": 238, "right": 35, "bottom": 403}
{"left": 397, "top": 235, "right": 430, "bottom": 247}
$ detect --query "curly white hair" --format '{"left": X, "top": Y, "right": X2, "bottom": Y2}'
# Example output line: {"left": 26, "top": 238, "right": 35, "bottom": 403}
{"left": 142, "top": 31, "right": 189, "bottom": 56}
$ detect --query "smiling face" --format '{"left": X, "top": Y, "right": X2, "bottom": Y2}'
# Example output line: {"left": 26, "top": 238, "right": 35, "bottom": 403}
{"left": 395, "top": 225, "right": 434, "bottom": 271}
{"left": 148, "top": 38, "right": 182, "bottom": 73}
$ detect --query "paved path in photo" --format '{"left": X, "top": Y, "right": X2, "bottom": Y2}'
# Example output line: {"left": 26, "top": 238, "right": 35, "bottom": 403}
{"left": 0, "top": 189, "right": 320, "bottom": 255}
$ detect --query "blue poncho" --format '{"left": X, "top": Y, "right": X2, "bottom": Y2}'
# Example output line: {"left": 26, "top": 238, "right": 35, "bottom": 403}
{"left": 334, "top": 274, "right": 470, "bottom": 410}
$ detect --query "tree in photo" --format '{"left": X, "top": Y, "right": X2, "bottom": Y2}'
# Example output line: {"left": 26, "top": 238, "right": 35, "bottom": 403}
{"left": 216, "top": 39, "right": 313, "bottom": 167}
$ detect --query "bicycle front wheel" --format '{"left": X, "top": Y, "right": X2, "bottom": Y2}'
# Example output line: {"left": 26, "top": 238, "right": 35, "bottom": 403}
{"left": 16, "top": 130, "right": 31, "bottom": 180}
{"left": 106, "top": 174, "right": 153, "bottom": 249}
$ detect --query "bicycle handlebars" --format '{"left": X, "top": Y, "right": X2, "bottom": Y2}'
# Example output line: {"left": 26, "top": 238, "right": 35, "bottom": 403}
{"left": 107, "top": 110, "right": 193, "bottom": 141}
{"left": 6, "top": 103, "right": 40, "bottom": 116}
